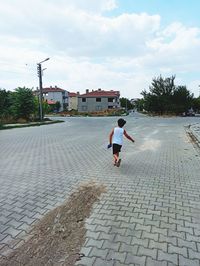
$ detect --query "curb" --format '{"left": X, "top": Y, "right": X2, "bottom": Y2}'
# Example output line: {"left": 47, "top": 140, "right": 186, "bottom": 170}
{"left": 187, "top": 123, "right": 200, "bottom": 147}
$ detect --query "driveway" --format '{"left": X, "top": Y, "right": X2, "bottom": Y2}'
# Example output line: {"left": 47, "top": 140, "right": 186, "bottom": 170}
{"left": 0, "top": 114, "right": 200, "bottom": 265}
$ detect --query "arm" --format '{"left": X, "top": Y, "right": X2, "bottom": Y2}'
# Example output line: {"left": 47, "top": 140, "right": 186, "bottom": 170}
{"left": 124, "top": 130, "right": 135, "bottom": 142}
{"left": 109, "top": 129, "right": 114, "bottom": 144}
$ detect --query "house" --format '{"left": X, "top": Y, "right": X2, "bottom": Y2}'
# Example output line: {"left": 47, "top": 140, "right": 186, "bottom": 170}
{"left": 68, "top": 92, "right": 79, "bottom": 111}
{"left": 42, "top": 86, "right": 68, "bottom": 111}
{"left": 78, "top": 89, "right": 120, "bottom": 112}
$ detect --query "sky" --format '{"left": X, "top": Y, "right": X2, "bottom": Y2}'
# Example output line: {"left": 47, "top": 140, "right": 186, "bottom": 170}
{"left": 0, "top": 0, "right": 200, "bottom": 98}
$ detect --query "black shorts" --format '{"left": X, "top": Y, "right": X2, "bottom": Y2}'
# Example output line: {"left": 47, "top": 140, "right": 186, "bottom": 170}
{"left": 113, "top": 144, "right": 122, "bottom": 154}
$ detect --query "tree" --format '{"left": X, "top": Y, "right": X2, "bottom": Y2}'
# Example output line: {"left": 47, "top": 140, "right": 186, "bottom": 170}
{"left": 120, "top": 98, "right": 133, "bottom": 110}
{"left": 134, "top": 98, "right": 145, "bottom": 111}
{"left": 0, "top": 89, "right": 12, "bottom": 115}
{"left": 192, "top": 97, "right": 200, "bottom": 113}
{"left": 141, "top": 75, "right": 193, "bottom": 115}
{"left": 172, "top": 86, "right": 193, "bottom": 114}
{"left": 145, "top": 75, "right": 176, "bottom": 114}
{"left": 55, "top": 101, "right": 61, "bottom": 112}
{"left": 0, "top": 89, "right": 14, "bottom": 124}
{"left": 12, "top": 87, "right": 35, "bottom": 121}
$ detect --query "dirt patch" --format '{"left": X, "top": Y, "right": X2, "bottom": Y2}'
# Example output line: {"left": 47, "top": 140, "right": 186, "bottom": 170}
{"left": 187, "top": 131, "right": 200, "bottom": 150}
{"left": 0, "top": 181, "right": 106, "bottom": 266}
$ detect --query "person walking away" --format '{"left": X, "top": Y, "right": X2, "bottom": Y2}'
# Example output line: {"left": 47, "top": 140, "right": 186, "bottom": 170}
{"left": 108, "top": 118, "right": 135, "bottom": 167}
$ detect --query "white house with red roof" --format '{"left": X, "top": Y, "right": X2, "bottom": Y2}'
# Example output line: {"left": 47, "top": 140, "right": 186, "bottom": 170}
{"left": 78, "top": 89, "right": 120, "bottom": 112}
{"left": 42, "top": 86, "right": 68, "bottom": 111}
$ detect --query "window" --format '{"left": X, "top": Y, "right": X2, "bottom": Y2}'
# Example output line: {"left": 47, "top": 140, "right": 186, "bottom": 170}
{"left": 108, "top": 98, "right": 114, "bottom": 102}
{"left": 96, "top": 98, "right": 101, "bottom": 102}
{"left": 82, "top": 98, "right": 86, "bottom": 102}
{"left": 108, "top": 106, "right": 113, "bottom": 109}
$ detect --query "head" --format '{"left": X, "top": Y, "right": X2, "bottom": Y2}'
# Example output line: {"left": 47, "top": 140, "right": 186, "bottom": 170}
{"left": 118, "top": 118, "right": 126, "bottom": 128}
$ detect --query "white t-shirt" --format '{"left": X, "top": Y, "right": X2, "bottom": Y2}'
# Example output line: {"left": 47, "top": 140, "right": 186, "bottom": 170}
{"left": 112, "top": 127, "right": 124, "bottom": 145}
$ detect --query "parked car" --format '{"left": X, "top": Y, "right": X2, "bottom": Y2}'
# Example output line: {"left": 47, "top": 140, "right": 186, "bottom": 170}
{"left": 182, "top": 111, "right": 195, "bottom": 117}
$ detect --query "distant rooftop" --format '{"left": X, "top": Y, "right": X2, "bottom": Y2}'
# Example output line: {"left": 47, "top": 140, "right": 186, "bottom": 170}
{"left": 79, "top": 89, "right": 120, "bottom": 97}
{"left": 68, "top": 92, "right": 79, "bottom": 97}
{"left": 43, "top": 86, "right": 65, "bottom": 92}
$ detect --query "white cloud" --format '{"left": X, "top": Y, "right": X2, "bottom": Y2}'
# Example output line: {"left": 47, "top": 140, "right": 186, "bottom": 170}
{"left": 0, "top": 0, "right": 200, "bottom": 98}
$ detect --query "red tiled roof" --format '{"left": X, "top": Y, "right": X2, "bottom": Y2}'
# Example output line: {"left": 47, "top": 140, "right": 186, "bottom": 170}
{"left": 68, "top": 92, "right": 78, "bottom": 97}
{"left": 46, "top": 100, "right": 56, "bottom": 105}
{"left": 79, "top": 90, "right": 120, "bottom": 97}
{"left": 43, "top": 87, "right": 65, "bottom": 92}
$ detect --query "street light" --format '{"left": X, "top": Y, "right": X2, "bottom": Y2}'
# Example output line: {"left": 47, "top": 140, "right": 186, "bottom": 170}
{"left": 37, "top": 58, "right": 50, "bottom": 121}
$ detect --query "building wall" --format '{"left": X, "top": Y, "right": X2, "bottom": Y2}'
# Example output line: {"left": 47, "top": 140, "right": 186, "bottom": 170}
{"left": 68, "top": 96, "right": 78, "bottom": 110}
{"left": 43, "top": 91, "right": 68, "bottom": 111}
{"left": 78, "top": 96, "right": 120, "bottom": 112}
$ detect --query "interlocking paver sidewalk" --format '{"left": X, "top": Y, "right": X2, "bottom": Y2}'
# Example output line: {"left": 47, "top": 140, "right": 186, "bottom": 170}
{"left": 0, "top": 115, "right": 200, "bottom": 265}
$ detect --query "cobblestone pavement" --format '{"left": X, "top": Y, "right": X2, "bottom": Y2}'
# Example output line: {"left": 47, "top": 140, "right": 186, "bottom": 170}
{"left": 0, "top": 114, "right": 200, "bottom": 265}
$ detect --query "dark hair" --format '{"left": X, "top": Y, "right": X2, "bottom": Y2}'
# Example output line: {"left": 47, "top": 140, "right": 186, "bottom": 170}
{"left": 118, "top": 118, "right": 126, "bottom": 128}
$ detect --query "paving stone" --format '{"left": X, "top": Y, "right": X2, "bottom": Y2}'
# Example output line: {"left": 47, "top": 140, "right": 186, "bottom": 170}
{"left": 151, "top": 226, "right": 168, "bottom": 236}
{"left": 179, "top": 255, "right": 200, "bottom": 266}
{"left": 177, "top": 238, "right": 197, "bottom": 251}
{"left": 119, "top": 242, "right": 138, "bottom": 254}
{"left": 95, "top": 225, "right": 111, "bottom": 234}
{"left": 186, "top": 233, "right": 200, "bottom": 242}
{"left": 125, "top": 253, "right": 146, "bottom": 265}
{"left": 137, "top": 246, "right": 157, "bottom": 260}
{"left": 86, "top": 230, "right": 101, "bottom": 239}
{"left": 158, "top": 250, "right": 178, "bottom": 265}
{"left": 141, "top": 231, "right": 159, "bottom": 242}
{"left": 89, "top": 247, "right": 109, "bottom": 260}
{"left": 177, "top": 225, "right": 194, "bottom": 235}
{"left": 188, "top": 249, "right": 200, "bottom": 260}
{"left": 135, "top": 224, "right": 151, "bottom": 233}
{"left": 79, "top": 246, "right": 93, "bottom": 257}
{"left": 106, "top": 250, "right": 127, "bottom": 264}
{"left": 86, "top": 239, "right": 104, "bottom": 249}
{"left": 146, "top": 257, "right": 168, "bottom": 266}
{"left": 168, "top": 244, "right": 187, "bottom": 257}
{"left": 114, "top": 234, "right": 132, "bottom": 245}
{"left": 110, "top": 227, "right": 126, "bottom": 236}
{"left": 149, "top": 239, "right": 167, "bottom": 252}
{"left": 3, "top": 227, "right": 22, "bottom": 238}
{"left": 120, "top": 221, "right": 136, "bottom": 230}
{"left": 102, "top": 240, "right": 120, "bottom": 252}
{"left": 75, "top": 256, "right": 96, "bottom": 266}
{"left": 144, "top": 219, "right": 159, "bottom": 227}
{"left": 160, "top": 221, "right": 176, "bottom": 231}
{"left": 98, "top": 232, "right": 116, "bottom": 242}
{"left": 0, "top": 225, "right": 9, "bottom": 234}
{"left": 168, "top": 229, "right": 186, "bottom": 239}
{"left": 94, "top": 257, "right": 115, "bottom": 266}
{"left": 125, "top": 229, "right": 142, "bottom": 239}
{"left": 114, "top": 261, "right": 136, "bottom": 266}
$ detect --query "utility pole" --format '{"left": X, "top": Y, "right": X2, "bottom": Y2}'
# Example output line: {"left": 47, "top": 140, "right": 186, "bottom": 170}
{"left": 37, "top": 58, "right": 50, "bottom": 121}
{"left": 37, "top": 63, "right": 43, "bottom": 121}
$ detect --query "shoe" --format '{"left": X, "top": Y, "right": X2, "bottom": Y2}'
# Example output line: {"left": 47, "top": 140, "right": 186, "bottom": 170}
{"left": 116, "top": 159, "right": 121, "bottom": 167}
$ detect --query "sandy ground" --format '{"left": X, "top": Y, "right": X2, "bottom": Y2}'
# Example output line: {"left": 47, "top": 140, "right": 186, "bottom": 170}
{"left": 0, "top": 182, "right": 106, "bottom": 266}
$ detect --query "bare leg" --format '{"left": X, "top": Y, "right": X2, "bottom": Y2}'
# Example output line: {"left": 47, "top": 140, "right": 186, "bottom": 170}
{"left": 113, "top": 153, "right": 119, "bottom": 165}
